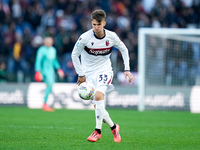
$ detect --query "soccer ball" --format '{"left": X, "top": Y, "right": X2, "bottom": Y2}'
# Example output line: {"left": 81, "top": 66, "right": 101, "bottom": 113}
{"left": 78, "top": 82, "right": 96, "bottom": 100}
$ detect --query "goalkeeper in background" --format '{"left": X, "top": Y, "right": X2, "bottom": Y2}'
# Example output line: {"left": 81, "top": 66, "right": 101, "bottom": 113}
{"left": 34, "top": 37, "right": 64, "bottom": 112}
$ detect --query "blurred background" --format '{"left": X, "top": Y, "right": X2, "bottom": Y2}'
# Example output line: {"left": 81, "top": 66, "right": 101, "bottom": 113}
{"left": 0, "top": 0, "right": 199, "bottom": 84}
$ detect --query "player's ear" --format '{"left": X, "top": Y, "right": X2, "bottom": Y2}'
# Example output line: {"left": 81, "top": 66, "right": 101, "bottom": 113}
{"left": 103, "top": 21, "right": 106, "bottom": 26}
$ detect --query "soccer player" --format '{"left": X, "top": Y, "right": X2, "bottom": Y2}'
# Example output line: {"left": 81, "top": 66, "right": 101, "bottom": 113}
{"left": 71, "top": 9, "right": 133, "bottom": 142}
{"left": 34, "top": 37, "right": 64, "bottom": 112}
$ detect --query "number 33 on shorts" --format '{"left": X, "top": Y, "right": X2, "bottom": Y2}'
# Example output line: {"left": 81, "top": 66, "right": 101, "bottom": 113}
{"left": 98, "top": 73, "right": 112, "bottom": 85}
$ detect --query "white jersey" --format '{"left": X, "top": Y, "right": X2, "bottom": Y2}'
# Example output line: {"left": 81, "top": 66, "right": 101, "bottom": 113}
{"left": 71, "top": 29, "right": 130, "bottom": 77}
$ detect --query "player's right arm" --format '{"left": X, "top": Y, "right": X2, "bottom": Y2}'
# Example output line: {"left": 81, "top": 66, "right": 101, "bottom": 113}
{"left": 35, "top": 47, "right": 43, "bottom": 72}
{"left": 71, "top": 36, "right": 85, "bottom": 79}
{"left": 34, "top": 47, "right": 43, "bottom": 81}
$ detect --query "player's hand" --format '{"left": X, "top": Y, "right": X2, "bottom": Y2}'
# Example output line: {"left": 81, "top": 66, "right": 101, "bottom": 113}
{"left": 124, "top": 71, "right": 133, "bottom": 83}
{"left": 58, "top": 69, "right": 64, "bottom": 79}
{"left": 77, "top": 76, "right": 86, "bottom": 85}
{"left": 34, "top": 71, "right": 43, "bottom": 82}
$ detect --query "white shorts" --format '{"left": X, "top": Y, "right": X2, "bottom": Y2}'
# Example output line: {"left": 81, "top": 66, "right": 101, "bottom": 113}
{"left": 86, "top": 71, "right": 115, "bottom": 105}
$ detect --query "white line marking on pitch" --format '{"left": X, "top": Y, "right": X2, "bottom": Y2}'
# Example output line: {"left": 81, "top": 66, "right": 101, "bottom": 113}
{"left": 0, "top": 125, "right": 74, "bottom": 130}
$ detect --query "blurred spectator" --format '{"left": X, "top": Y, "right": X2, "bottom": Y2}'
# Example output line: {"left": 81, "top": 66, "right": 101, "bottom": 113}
{"left": 184, "top": 43, "right": 198, "bottom": 85}
{"left": 11, "top": 0, "right": 22, "bottom": 23}
{"left": 146, "top": 36, "right": 165, "bottom": 84}
{"left": 39, "top": 7, "right": 56, "bottom": 32}
{"left": 0, "top": 61, "right": 6, "bottom": 83}
{"left": 0, "top": 1, "right": 6, "bottom": 25}
{"left": 142, "top": 0, "right": 156, "bottom": 13}
{"left": 166, "top": 41, "right": 187, "bottom": 85}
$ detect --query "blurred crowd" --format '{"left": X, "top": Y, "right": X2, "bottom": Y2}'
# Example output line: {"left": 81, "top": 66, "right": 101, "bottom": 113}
{"left": 146, "top": 35, "right": 200, "bottom": 86}
{"left": 0, "top": 0, "right": 200, "bottom": 83}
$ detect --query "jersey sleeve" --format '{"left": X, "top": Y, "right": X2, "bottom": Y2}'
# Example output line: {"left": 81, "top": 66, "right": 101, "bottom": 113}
{"left": 35, "top": 47, "right": 43, "bottom": 72}
{"left": 113, "top": 33, "right": 130, "bottom": 71}
{"left": 71, "top": 36, "right": 85, "bottom": 76}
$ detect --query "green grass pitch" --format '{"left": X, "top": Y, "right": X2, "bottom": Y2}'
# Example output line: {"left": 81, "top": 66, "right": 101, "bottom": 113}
{"left": 0, "top": 107, "right": 200, "bottom": 150}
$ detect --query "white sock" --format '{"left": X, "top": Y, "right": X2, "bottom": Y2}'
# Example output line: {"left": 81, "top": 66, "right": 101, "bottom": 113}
{"left": 95, "top": 100, "right": 104, "bottom": 129}
{"left": 103, "top": 110, "right": 114, "bottom": 128}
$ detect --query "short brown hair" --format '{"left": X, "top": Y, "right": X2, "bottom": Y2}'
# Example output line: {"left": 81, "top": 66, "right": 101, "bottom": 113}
{"left": 91, "top": 9, "right": 106, "bottom": 22}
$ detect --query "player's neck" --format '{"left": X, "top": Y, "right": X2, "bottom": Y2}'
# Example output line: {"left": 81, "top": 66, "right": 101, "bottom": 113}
{"left": 94, "top": 30, "right": 105, "bottom": 39}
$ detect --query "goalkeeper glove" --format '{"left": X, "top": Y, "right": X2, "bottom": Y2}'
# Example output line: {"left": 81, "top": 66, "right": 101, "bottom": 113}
{"left": 34, "top": 71, "right": 43, "bottom": 82}
{"left": 58, "top": 69, "right": 64, "bottom": 78}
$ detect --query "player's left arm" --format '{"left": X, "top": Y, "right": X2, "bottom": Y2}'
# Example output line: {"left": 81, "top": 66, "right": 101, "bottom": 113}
{"left": 114, "top": 33, "right": 133, "bottom": 83}
{"left": 53, "top": 48, "right": 64, "bottom": 78}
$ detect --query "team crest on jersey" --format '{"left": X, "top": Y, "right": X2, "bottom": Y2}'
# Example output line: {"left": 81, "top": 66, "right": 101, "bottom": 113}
{"left": 91, "top": 42, "right": 94, "bottom": 46}
{"left": 106, "top": 40, "right": 109, "bottom": 46}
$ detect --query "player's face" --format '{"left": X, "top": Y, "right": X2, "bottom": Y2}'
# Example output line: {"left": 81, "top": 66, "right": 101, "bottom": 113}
{"left": 44, "top": 37, "right": 53, "bottom": 48}
{"left": 91, "top": 19, "right": 106, "bottom": 38}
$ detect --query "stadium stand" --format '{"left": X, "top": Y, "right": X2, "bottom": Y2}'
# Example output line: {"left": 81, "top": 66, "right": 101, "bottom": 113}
{"left": 0, "top": 0, "right": 199, "bottom": 83}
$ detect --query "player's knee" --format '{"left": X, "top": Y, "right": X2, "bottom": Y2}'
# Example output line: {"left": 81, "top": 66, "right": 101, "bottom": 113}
{"left": 95, "top": 91, "right": 104, "bottom": 100}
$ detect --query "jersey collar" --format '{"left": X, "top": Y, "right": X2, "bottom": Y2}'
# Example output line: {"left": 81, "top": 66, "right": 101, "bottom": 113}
{"left": 93, "top": 29, "right": 106, "bottom": 39}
